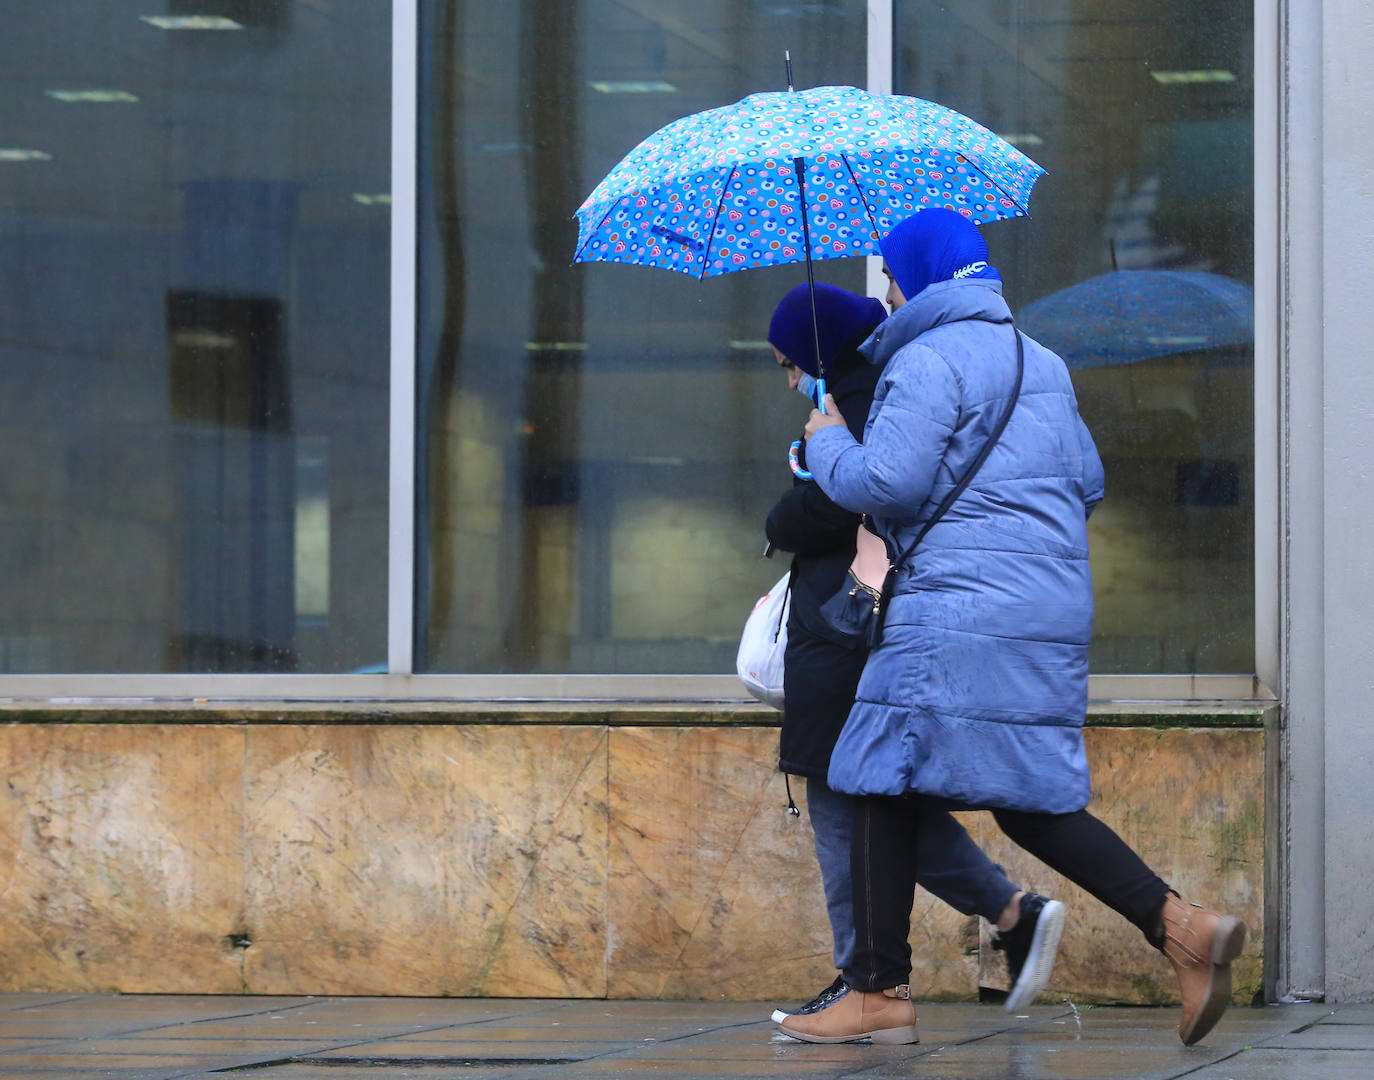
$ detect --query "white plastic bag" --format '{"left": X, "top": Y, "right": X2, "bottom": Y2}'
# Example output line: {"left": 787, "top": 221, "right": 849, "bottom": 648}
{"left": 736, "top": 571, "right": 791, "bottom": 709}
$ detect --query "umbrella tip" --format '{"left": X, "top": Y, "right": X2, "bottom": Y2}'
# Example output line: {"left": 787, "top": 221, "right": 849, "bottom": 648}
{"left": 784, "top": 50, "right": 794, "bottom": 92}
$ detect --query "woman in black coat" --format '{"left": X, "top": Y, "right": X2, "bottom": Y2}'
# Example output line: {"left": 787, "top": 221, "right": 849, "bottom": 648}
{"left": 763, "top": 283, "right": 1057, "bottom": 1020}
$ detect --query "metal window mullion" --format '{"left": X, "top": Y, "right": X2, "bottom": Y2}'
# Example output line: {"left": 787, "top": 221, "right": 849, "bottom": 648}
{"left": 1252, "top": 0, "right": 1286, "bottom": 999}
{"left": 1272, "top": 0, "right": 1325, "bottom": 1002}
{"left": 388, "top": 0, "right": 419, "bottom": 676}
{"left": 866, "top": 0, "right": 894, "bottom": 302}
{"left": 1253, "top": 0, "right": 1281, "bottom": 706}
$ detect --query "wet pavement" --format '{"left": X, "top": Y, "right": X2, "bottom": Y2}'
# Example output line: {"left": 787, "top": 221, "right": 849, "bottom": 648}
{"left": 0, "top": 993, "right": 1367, "bottom": 1079}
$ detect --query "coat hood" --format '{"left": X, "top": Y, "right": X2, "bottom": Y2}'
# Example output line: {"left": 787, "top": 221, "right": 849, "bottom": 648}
{"left": 860, "top": 278, "right": 1012, "bottom": 370}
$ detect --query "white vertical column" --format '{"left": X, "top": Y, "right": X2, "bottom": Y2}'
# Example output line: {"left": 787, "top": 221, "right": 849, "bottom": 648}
{"left": 866, "top": 0, "right": 894, "bottom": 302}
{"left": 1252, "top": 0, "right": 1284, "bottom": 1001}
{"left": 388, "top": 0, "right": 419, "bottom": 675}
{"left": 1278, "top": 0, "right": 1326, "bottom": 1003}
{"left": 1319, "top": 0, "right": 1374, "bottom": 1004}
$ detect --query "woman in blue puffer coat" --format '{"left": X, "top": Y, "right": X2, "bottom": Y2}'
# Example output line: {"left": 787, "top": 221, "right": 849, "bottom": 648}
{"left": 762, "top": 282, "right": 1059, "bottom": 1025}
{"left": 776, "top": 209, "right": 1246, "bottom": 1049}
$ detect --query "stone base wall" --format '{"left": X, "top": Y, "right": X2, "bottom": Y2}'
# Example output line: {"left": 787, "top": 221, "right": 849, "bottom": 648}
{"left": 0, "top": 706, "right": 1265, "bottom": 1002}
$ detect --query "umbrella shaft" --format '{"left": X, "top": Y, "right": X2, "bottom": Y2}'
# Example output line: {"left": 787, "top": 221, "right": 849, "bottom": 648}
{"left": 793, "top": 156, "right": 825, "bottom": 386}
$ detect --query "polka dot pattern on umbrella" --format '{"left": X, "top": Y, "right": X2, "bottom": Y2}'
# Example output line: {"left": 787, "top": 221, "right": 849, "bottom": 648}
{"left": 574, "top": 85, "right": 1044, "bottom": 278}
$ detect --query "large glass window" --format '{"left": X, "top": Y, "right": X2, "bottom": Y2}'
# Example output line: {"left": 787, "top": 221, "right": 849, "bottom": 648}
{"left": 0, "top": 0, "right": 1259, "bottom": 685}
{"left": 0, "top": 3, "right": 390, "bottom": 673}
{"left": 894, "top": 0, "right": 1254, "bottom": 674}
{"left": 418, "top": 0, "right": 869, "bottom": 673}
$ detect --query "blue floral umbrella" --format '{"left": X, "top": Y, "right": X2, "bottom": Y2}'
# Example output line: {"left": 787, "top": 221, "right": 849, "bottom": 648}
{"left": 573, "top": 84, "right": 1044, "bottom": 280}
{"left": 573, "top": 81, "right": 1043, "bottom": 479}
{"left": 1017, "top": 270, "right": 1254, "bottom": 369}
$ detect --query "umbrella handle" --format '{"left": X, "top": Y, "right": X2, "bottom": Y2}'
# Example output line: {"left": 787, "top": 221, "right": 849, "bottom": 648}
{"left": 787, "top": 377, "right": 827, "bottom": 479}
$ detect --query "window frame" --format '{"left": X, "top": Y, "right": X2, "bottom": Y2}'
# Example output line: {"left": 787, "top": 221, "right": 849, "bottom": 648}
{"left": 0, "top": 0, "right": 1277, "bottom": 704}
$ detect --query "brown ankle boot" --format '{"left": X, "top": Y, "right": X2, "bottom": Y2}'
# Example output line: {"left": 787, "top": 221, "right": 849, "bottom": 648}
{"left": 777, "top": 984, "right": 918, "bottom": 1044}
{"left": 1160, "top": 893, "right": 1247, "bottom": 1045}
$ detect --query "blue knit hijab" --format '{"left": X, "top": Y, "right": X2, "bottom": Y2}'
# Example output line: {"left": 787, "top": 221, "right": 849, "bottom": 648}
{"left": 767, "top": 283, "right": 887, "bottom": 377}
{"left": 880, "top": 208, "right": 1001, "bottom": 304}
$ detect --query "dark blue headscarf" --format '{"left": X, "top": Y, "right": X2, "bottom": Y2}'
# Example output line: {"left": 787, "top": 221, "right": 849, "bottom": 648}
{"left": 767, "top": 283, "right": 887, "bottom": 377}
{"left": 880, "top": 208, "right": 1001, "bottom": 304}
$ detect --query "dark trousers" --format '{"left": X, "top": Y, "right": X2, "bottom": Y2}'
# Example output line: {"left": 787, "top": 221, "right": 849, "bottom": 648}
{"left": 844, "top": 795, "right": 1172, "bottom": 992}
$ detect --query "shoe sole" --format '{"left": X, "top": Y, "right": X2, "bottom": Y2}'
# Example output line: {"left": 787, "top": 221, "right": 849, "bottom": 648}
{"left": 776, "top": 1022, "right": 919, "bottom": 1045}
{"left": 1179, "top": 917, "right": 1247, "bottom": 1046}
{"left": 1004, "top": 899, "right": 1066, "bottom": 1013}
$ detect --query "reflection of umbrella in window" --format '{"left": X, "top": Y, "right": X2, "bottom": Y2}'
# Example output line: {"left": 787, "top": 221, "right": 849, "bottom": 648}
{"left": 1017, "top": 270, "right": 1253, "bottom": 368}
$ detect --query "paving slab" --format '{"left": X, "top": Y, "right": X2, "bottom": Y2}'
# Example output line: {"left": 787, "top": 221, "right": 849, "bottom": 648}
{"left": 1255, "top": 1024, "right": 1374, "bottom": 1049}
{"left": 180, "top": 1070, "right": 503, "bottom": 1080}
{"left": 622, "top": 1032, "right": 922, "bottom": 1062}
{"left": 1320, "top": 1003, "right": 1374, "bottom": 1024}
{"left": 124, "top": 1019, "right": 433, "bottom": 1040}
{"left": 0, "top": 1073, "right": 194, "bottom": 1080}
{"left": 36, "top": 1036, "right": 352, "bottom": 1057}
{"left": 286, "top": 996, "right": 563, "bottom": 1022}
{"left": 0, "top": 994, "right": 86, "bottom": 1014}
{"left": 0, "top": 1018, "right": 163, "bottom": 1040}
{"left": 364, "top": 1022, "right": 742, "bottom": 1042}
{"left": 1182, "top": 1047, "right": 1374, "bottom": 1078}
{"left": 1, "top": 995, "right": 314, "bottom": 1020}
{"left": 855, "top": 1052, "right": 1200, "bottom": 1080}
{"left": 0, "top": 1050, "right": 221, "bottom": 1069}
{"left": 307, "top": 1038, "right": 614, "bottom": 1059}
{"left": 542, "top": 1061, "right": 856, "bottom": 1078}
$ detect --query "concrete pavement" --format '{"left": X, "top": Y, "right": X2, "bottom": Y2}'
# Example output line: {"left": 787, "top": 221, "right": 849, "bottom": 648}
{"left": 0, "top": 993, "right": 1367, "bottom": 1079}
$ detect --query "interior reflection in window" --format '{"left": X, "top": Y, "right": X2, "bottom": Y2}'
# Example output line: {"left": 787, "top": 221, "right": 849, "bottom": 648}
{"left": 418, "top": 0, "right": 869, "bottom": 674}
{"left": 892, "top": 0, "right": 1254, "bottom": 674}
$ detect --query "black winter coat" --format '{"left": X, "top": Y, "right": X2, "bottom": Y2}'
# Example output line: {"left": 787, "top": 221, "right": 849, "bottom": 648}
{"left": 765, "top": 352, "right": 881, "bottom": 778}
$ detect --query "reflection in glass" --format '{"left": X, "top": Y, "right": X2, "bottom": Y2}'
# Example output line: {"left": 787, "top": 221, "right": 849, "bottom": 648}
{"left": 295, "top": 437, "right": 331, "bottom": 623}
{"left": 0, "top": 4, "right": 389, "bottom": 672}
{"left": 894, "top": 0, "right": 1255, "bottom": 674}
{"left": 419, "top": 0, "right": 869, "bottom": 673}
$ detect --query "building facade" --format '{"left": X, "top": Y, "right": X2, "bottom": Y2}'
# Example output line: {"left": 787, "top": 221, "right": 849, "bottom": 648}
{"left": 0, "top": 0, "right": 1370, "bottom": 1002}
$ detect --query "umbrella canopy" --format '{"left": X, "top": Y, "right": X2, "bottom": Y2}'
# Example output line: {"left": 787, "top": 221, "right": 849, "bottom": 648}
{"left": 573, "top": 85, "right": 1043, "bottom": 279}
{"left": 1017, "top": 270, "right": 1254, "bottom": 369}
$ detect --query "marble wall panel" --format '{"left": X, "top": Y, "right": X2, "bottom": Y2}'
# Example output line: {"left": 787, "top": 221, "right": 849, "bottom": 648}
{"left": 0, "top": 724, "right": 245, "bottom": 993}
{"left": 603, "top": 727, "right": 975, "bottom": 1001}
{"left": 449, "top": 725, "right": 609, "bottom": 998}
{"left": 975, "top": 727, "right": 1264, "bottom": 1005}
{"left": 0, "top": 719, "right": 1264, "bottom": 1001}
{"left": 240, "top": 725, "right": 608, "bottom": 998}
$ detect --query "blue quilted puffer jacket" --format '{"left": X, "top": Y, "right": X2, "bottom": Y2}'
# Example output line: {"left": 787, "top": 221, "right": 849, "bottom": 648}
{"left": 804, "top": 277, "right": 1104, "bottom": 814}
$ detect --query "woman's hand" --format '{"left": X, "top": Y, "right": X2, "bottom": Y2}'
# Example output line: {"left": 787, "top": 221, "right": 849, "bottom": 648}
{"left": 804, "top": 395, "right": 846, "bottom": 441}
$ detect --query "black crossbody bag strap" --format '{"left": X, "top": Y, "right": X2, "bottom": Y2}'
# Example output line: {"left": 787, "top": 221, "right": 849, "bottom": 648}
{"left": 867, "top": 326, "right": 1026, "bottom": 648}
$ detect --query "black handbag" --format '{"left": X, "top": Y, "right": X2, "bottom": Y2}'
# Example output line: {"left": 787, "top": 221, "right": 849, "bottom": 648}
{"left": 820, "top": 327, "right": 1026, "bottom": 649}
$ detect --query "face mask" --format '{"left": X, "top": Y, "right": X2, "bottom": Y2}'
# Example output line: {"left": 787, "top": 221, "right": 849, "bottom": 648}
{"left": 796, "top": 372, "right": 819, "bottom": 405}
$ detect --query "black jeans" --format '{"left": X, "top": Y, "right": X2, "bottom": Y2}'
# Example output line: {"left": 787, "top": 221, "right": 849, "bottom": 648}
{"left": 845, "top": 795, "right": 1171, "bottom": 992}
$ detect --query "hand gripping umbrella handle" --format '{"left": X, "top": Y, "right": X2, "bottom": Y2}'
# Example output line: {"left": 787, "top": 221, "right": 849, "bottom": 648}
{"left": 786, "top": 377, "right": 826, "bottom": 478}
